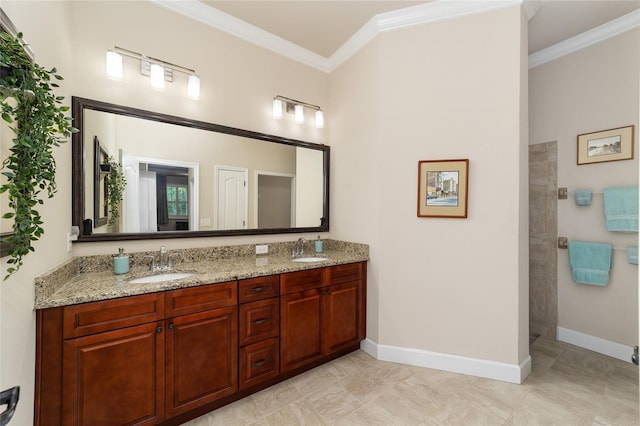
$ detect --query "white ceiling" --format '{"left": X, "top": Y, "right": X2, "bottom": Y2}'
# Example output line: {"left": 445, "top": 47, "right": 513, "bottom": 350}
{"left": 204, "top": 1, "right": 430, "bottom": 58}
{"left": 202, "top": 0, "right": 640, "bottom": 57}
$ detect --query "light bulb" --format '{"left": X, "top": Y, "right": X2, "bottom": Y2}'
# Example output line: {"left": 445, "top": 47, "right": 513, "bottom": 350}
{"left": 187, "top": 75, "right": 200, "bottom": 99}
{"left": 315, "top": 110, "right": 324, "bottom": 129}
{"left": 273, "top": 98, "right": 283, "bottom": 119}
{"left": 150, "top": 64, "right": 165, "bottom": 90}
{"left": 294, "top": 104, "right": 304, "bottom": 124}
{"left": 105, "top": 51, "right": 123, "bottom": 80}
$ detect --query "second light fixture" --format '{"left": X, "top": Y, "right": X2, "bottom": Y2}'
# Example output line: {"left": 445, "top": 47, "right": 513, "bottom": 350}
{"left": 273, "top": 95, "right": 324, "bottom": 128}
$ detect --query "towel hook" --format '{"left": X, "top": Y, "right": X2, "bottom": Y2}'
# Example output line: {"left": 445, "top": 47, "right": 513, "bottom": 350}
{"left": 558, "top": 237, "right": 568, "bottom": 249}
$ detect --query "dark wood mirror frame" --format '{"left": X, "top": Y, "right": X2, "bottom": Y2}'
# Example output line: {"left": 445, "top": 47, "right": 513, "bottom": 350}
{"left": 72, "top": 96, "right": 330, "bottom": 242}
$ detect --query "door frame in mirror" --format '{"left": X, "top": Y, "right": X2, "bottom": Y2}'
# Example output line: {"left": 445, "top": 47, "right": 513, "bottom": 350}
{"left": 72, "top": 96, "right": 330, "bottom": 242}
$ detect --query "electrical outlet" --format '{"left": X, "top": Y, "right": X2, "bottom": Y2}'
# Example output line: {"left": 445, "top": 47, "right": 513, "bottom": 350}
{"left": 255, "top": 244, "right": 269, "bottom": 255}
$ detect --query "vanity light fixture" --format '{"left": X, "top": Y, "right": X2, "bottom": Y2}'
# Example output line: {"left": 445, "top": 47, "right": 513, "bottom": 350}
{"left": 272, "top": 98, "right": 284, "bottom": 119}
{"left": 272, "top": 95, "right": 324, "bottom": 128}
{"left": 294, "top": 104, "right": 304, "bottom": 124}
{"left": 105, "top": 47, "right": 200, "bottom": 99}
{"left": 315, "top": 110, "right": 324, "bottom": 129}
{"left": 105, "top": 51, "right": 123, "bottom": 80}
{"left": 149, "top": 63, "right": 165, "bottom": 90}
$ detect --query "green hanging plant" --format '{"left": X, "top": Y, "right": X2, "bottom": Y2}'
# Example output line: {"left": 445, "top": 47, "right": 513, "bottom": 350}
{"left": 105, "top": 155, "right": 126, "bottom": 231}
{"left": 0, "top": 32, "right": 77, "bottom": 280}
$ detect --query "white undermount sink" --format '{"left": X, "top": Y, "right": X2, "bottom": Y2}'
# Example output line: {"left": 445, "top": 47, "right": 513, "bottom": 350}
{"left": 292, "top": 256, "right": 329, "bottom": 263}
{"left": 128, "top": 272, "right": 194, "bottom": 284}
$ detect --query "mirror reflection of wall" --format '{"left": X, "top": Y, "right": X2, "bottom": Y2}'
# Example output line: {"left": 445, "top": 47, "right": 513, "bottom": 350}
{"left": 81, "top": 105, "right": 326, "bottom": 235}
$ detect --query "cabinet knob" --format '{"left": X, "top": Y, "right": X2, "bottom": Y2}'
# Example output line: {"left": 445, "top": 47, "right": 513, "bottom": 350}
{"left": 156, "top": 326, "right": 163, "bottom": 333}
{"left": 168, "top": 323, "right": 175, "bottom": 330}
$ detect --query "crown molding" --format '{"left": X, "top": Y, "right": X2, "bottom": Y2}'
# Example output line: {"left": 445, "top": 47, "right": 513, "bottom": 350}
{"left": 151, "top": 0, "right": 332, "bottom": 72}
{"left": 528, "top": 9, "right": 640, "bottom": 69}
{"left": 329, "top": 0, "right": 520, "bottom": 72}
{"left": 152, "top": 0, "right": 521, "bottom": 74}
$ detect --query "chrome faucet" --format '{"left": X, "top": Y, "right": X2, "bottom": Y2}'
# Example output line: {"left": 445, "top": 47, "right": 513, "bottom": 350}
{"left": 292, "top": 238, "right": 306, "bottom": 257}
{"left": 159, "top": 246, "right": 167, "bottom": 270}
{"left": 145, "top": 246, "right": 174, "bottom": 272}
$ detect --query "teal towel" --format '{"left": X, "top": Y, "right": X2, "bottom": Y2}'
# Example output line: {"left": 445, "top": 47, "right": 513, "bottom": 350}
{"left": 568, "top": 241, "right": 612, "bottom": 286}
{"left": 627, "top": 246, "right": 638, "bottom": 265}
{"left": 603, "top": 186, "right": 639, "bottom": 232}
{"left": 574, "top": 190, "right": 592, "bottom": 206}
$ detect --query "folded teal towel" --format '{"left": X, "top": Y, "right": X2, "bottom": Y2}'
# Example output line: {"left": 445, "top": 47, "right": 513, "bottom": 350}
{"left": 568, "top": 241, "right": 612, "bottom": 286}
{"left": 603, "top": 186, "right": 638, "bottom": 232}
{"left": 574, "top": 190, "right": 592, "bottom": 206}
{"left": 627, "top": 246, "right": 638, "bottom": 265}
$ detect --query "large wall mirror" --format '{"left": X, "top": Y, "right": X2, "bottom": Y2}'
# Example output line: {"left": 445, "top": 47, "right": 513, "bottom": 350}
{"left": 72, "top": 97, "right": 329, "bottom": 242}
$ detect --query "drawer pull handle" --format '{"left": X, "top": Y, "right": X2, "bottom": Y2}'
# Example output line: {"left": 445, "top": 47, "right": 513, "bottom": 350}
{"left": 250, "top": 286, "right": 267, "bottom": 293}
{"left": 251, "top": 358, "right": 270, "bottom": 367}
{"left": 251, "top": 318, "right": 268, "bottom": 325}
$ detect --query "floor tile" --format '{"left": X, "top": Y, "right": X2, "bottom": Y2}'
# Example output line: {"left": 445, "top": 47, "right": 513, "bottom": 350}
{"left": 183, "top": 339, "right": 639, "bottom": 426}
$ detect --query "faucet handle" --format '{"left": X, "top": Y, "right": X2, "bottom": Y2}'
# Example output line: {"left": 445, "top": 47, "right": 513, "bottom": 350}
{"left": 143, "top": 255, "right": 156, "bottom": 272}
{"left": 167, "top": 254, "right": 174, "bottom": 270}
{"left": 160, "top": 246, "right": 166, "bottom": 254}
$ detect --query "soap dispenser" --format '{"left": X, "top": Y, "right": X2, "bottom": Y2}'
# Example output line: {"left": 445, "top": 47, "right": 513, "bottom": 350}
{"left": 314, "top": 236, "right": 323, "bottom": 253}
{"left": 114, "top": 247, "right": 130, "bottom": 275}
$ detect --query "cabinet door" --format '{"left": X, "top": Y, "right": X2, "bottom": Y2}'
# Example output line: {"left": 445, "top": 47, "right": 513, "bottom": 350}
{"left": 323, "top": 281, "right": 360, "bottom": 354}
{"left": 165, "top": 306, "right": 238, "bottom": 418}
{"left": 62, "top": 322, "right": 165, "bottom": 426}
{"left": 280, "top": 289, "right": 323, "bottom": 372}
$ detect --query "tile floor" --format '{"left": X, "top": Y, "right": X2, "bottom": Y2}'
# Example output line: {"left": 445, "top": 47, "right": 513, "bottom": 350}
{"left": 184, "top": 337, "right": 639, "bottom": 425}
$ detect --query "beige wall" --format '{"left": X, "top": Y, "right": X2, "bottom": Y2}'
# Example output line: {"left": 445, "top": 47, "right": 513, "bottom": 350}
{"left": 67, "top": 0, "right": 330, "bottom": 256}
{"left": 84, "top": 110, "right": 298, "bottom": 231}
{"left": 331, "top": 6, "right": 528, "bottom": 365}
{"left": 0, "top": 1, "right": 329, "bottom": 423}
{"left": 529, "top": 29, "right": 640, "bottom": 347}
{"left": 0, "top": 2, "right": 74, "bottom": 425}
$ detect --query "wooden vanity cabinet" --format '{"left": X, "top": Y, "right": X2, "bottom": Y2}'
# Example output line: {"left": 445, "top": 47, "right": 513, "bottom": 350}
{"left": 61, "top": 293, "right": 166, "bottom": 426}
{"left": 48, "top": 283, "right": 237, "bottom": 426}
{"left": 238, "top": 275, "right": 280, "bottom": 389}
{"left": 164, "top": 282, "right": 238, "bottom": 418}
{"left": 36, "top": 262, "right": 366, "bottom": 426}
{"left": 280, "top": 262, "right": 365, "bottom": 373}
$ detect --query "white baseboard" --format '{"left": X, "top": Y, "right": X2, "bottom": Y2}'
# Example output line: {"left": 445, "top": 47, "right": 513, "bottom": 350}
{"left": 360, "top": 339, "right": 530, "bottom": 384}
{"left": 557, "top": 327, "right": 634, "bottom": 363}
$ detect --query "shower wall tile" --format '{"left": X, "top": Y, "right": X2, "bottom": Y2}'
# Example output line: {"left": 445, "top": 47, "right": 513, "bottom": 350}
{"left": 529, "top": 141, "right": 558, "bottom": 338}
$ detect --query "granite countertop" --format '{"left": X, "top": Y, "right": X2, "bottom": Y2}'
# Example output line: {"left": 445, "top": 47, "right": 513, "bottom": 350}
{"left": 34, "top": 240, "right": 368, "bottom": 309}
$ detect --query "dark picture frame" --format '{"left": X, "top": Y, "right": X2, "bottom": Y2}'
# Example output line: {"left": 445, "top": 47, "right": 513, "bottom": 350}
{"left": 577, "top": 125, "right": 634, "bottom": 165}
{"left": 93, "top": 136, "right": 109, "bottom": 227}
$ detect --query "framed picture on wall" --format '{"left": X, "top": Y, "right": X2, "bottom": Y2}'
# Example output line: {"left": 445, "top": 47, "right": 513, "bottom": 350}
{"left": 417, "top": 159, "right": 469, "bottom": 218}
{"left": 577, "top": 125, "right": 634, "bottom": 165}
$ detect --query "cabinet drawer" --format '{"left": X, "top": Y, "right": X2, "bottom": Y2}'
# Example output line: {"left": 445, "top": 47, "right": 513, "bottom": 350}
{"left": 239, "top": 298, "right": 279, "bottom": 346}
{"left": 165, "top": 282, "right": 237, "bottom": 317}
{"left": 239, "top": 275, "right": 279, "bottom": 303}
{"left": 63, "top": 293, "right": 164, "bottom": 339}
{"left": 326, "top": 262, "right": 362, "bottom": 285}
{"left": 239, "top": 338, "right": 279, "bottom": 389}
{"left": 280, "top": 268, "right": 325, "bottom": 295}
